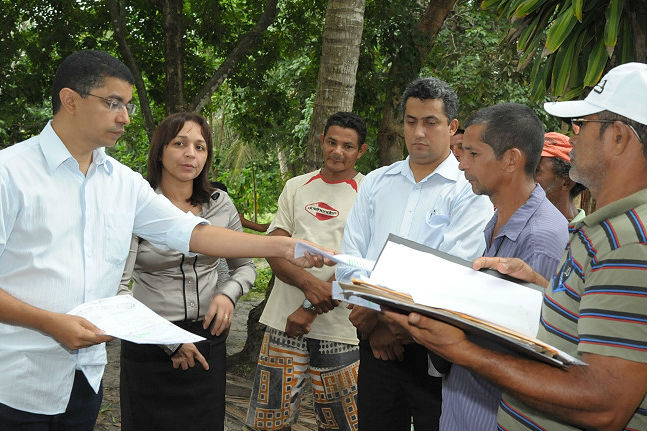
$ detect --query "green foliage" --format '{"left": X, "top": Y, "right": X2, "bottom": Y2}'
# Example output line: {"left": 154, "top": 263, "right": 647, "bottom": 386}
{"left": 241, "top": 262, "right": 273, "bottom": 301}
{"left": 2, "top": 0, "right": 564, "bottom": 179}
{"left": 422, "top": 2, "right": 560, "bottom": 130}
{"left": 483, "top": 0, "right": 638, "bottom": 100}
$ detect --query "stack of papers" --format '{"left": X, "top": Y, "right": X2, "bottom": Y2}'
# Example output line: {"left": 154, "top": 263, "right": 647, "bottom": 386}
{"left": 334, "top": 234, "right": 585, "bottom": 369}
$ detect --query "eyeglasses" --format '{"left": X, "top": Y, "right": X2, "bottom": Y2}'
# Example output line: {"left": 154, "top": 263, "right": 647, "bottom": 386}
{"left": 570, "top": 117, "right": 642, "bottom": 143}
{"left": 86, "top": 93, "right": 137, "bottom": 115}
{"left": 569, "top": 118, "right": 616, "bottom": 135}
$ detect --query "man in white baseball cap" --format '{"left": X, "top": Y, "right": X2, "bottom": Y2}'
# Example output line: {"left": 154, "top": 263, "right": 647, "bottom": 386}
{"left": 382, "top": 61, "right": 647, "bottom": 431}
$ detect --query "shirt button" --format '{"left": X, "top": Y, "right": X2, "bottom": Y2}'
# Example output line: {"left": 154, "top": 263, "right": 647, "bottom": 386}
{"left": 188, "top": 300, "right": 196, "bottom": 307}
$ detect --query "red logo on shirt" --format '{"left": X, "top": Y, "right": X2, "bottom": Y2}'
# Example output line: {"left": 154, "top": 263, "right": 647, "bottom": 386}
{"left": 305, "top": 202, "right": 339, "bottom": 220}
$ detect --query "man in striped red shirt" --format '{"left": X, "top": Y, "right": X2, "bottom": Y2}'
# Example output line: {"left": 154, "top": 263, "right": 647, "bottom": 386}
{"left": 385, "top": 62, "right": 647, "bottom": 431}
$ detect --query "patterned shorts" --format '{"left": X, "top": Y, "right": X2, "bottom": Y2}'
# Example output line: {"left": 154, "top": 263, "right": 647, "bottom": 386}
{"left": 246, "top": 327, "right": 360, "bottom": 431}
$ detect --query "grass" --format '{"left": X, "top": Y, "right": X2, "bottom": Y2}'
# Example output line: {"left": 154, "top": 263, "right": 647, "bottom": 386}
{"left": 240, "top": 258, "right": 272, "bottom": 302}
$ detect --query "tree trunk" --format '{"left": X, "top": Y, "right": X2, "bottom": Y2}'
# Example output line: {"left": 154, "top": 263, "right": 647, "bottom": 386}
{"left": 303, "top": 0, "right": 366, "bottom": 173}
{"left": 630, "top": 2, "right": 647, "bottom": 62}
{"left": 227, "top": 274, "right": 274, "bottom": 367}
{"left": 161, "top": 0, "right": 187, "bottom": 114}
{"left": 277, "top": 145, "right": 289, "bottom": 179}
{"left": 108, "top": 0, "right": 156, "bottom": 139}
{"left": 377, "top": 0, "right": 457, "bottom": 166}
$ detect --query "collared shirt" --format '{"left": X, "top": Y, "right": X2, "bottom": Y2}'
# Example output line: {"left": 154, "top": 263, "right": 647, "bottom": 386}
{"left": 336, "top": 155, "right": 493, "bottom": 283}
{"left": 0, "top": 122, "right": 206, "bottom": 414}
{"left": 441, "top": 184, "right": 569, "bottom": 431}
{"left": 498, "top": 189, "right": 647, "bottom": 431}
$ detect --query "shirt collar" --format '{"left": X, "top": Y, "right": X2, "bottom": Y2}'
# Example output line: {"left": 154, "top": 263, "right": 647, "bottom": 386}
{"left": 385, "top": 154, "right": 461, "bottom": 183}
{"left": 39, "top": 121, "right": 113, "bottom": 175}
{"left": 574, "top": 188, "right": 647, "bottom": 229}
{"left": 493, "top": 184, "right": 547, "bottom": 242}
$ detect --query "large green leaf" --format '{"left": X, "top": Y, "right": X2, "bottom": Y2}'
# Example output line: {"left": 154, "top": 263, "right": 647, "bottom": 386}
{"left": 515, "top": 0, "right": 548, "bottom": 18}
{"left": 532, "top": 54, "right": 554, "bottom": 100}
{"left": 517, "top": 12, "right": 542, "bottom": 51}
{"left": 583, "top": 37, "right": 607, "bottom": 86}
{"left": 544, "top": 3, "right": 577, "bottom": 54}
{"left": 573, "top": 0, "right": 583, "bottom": 22}
{"left": 603, "top": 0, "right": 624, "bottom": 57}
{"left": 618, "top": 19, "right": 634, "bottom": 63}
{"left": 551, "top": 28, "right": 582, "bottom": 96}
{"left": 480, "top": 0, "right": 503, "bottom": 11}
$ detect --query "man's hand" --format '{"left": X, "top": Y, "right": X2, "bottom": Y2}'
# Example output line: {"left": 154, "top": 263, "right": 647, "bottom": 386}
{"left": 303, "top": 279, "right": 338, "bottom": 314}
{"left": 48, "top": 313, "right": 114, "bottom": 350}
{"left": 284, "top": 238, "right": 336, "bottom": 268}
{"left": 382, "top": 309, "right": 468, "bottom": 361}
{"left": 285, "top": 307, "right": 316, "bottom": 338}
{"left": 348, "top": 305, "right": 379, "bottom": 338}
{"left": 171, "top": 343, "right": 209, "bottom": 371}
{"left": 473, "top": 257, "right": 549, "bottom": 287}
{"left": 383, "top": 313, "right": 415, "bottom": 345}
{"left": 369, "top": 321, "right": 404, "bottom": 361}
{"left": 203, "top": 294, "right": 234, "bottom": 336}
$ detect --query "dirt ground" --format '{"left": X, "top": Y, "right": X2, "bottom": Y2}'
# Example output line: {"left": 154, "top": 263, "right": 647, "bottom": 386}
{"left": 94, "top": 298, "right": 314, "bottom": 430}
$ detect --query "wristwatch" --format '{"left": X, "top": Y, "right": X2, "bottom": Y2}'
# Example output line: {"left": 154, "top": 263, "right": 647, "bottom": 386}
{"left": 302, "top": 298, "right": 317, "bottom": 312}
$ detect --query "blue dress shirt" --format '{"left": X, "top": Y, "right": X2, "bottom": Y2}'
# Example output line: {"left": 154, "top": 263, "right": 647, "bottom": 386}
{"left": 0, "top": 122, "right": 206, "bottom": 414}
{"left": 336, "top": 155, "right": 494, "bottom": 284}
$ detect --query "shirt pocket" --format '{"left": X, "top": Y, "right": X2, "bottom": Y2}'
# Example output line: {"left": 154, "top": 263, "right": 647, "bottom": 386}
{"left": 426, "top": 213, "right": 450, "bottom": 230}
{"left": 104, "top": 213, "right": 133, "bottom": 265}
{"left": 422, "top": 212, "right": 451, "bottom": 249}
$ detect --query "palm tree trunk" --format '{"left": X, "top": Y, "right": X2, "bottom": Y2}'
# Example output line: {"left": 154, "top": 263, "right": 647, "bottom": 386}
{"left": 303, "top": 0, "right": 366, "bottom": 172}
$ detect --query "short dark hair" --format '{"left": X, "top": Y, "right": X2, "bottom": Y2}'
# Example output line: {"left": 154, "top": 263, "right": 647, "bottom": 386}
{"left": 52, "top": 50, "right": 135, "bottom": 115}
{"left": 465, "top": 103, "right": 544, "bottom": 176}
{"left": 147, "top": 112, "right": 214, "bottom": 206}
{"left": 551, "top": 158, "right": 587, "bottom": 200}
{"left": 323, "top": 112, "right": 367, "bottom": 146}
{"left": 597, "top": 110, "right": 647, "bottom": 160}
{"left": 399, "top": 77, "right": 459, "bottom": 123}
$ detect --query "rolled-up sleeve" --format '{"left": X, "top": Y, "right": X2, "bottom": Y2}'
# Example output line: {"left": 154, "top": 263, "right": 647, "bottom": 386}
{"left": 218, "top": 196, "right": 256, "bottom": 304}
{"left": 132, "top": 182, "right": 208, "bottom": 253}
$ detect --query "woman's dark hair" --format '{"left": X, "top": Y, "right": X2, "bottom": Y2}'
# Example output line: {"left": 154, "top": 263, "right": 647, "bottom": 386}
{"left": 147, "top": 112, "right": 214, "bottom": 206}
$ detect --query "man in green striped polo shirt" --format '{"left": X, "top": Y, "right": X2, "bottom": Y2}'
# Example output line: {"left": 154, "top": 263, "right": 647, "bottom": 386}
{"left": 384, "top": 62, "right": 647, "bottom": 431}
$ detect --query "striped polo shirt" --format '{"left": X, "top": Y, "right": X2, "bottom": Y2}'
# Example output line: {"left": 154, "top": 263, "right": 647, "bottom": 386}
{"left": 497, "top": 189, "right": 647, "bottom": 431}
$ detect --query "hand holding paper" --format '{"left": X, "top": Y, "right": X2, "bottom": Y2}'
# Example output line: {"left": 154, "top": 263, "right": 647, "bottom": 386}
{"left": 67, "top": 295, "right": 205, "bottom": 345}
{"left": 295, "top": 241, "right": 375, "bottom": 272}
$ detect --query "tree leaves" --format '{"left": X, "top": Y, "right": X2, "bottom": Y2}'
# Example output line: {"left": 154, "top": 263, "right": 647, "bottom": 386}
{"left": 483, "top": 0, "right": 637, "bottom": 100}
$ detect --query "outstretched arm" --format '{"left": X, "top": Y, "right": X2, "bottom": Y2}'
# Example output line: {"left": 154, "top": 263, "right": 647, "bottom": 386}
{"left": 189, "top": 224, "right": 333, "bottom": 268}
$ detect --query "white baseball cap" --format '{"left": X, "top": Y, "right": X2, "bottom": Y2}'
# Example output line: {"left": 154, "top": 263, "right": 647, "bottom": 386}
{"left": 544, "top": 62, "right": 647, "bottom": 125}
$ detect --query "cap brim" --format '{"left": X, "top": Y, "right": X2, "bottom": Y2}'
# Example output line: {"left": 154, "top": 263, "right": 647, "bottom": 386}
{"left": 543, "top": 100, "right": 603, "bottom": 120}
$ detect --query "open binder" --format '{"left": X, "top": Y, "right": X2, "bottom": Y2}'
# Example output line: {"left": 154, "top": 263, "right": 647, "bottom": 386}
{"left": 338, "top": 234, "right": 585, "bottom": 369}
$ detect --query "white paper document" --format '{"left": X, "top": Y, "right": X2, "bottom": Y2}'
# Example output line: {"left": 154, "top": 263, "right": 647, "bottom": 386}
{"left": 332, "top": 281, "right": 381, "bottom": 311}
{"left": 67, "top": 295, "right": 205, "bottom": 344}
{"left": 369, "top": 241, "right": 543, "bottom": 337}
{"left": 295, "top": 241, "right": 375, "bottom": 272}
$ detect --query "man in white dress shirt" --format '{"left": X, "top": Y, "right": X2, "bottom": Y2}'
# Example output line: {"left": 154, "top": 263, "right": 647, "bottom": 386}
{"left": 0, "top": 50, "right": 324, "bottom": 430}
